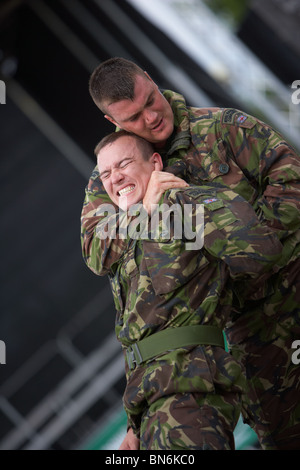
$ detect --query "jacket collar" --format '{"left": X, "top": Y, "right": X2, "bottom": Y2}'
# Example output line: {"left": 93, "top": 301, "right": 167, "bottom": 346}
{"left": 161, "top": 90, "right": 191, "bottom": 157}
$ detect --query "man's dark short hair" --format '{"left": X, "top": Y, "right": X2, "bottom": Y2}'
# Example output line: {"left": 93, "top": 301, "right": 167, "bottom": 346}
{"left": 89, "top": 57, "right": 147, "bottom": 114}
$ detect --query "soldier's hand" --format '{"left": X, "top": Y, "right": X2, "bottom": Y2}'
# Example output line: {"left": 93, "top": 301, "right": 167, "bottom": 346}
{"left": 143, "top": 165, "right": 189, "bottom": 214}
{"left": 119, "top": 427, "right": 140, "bottom": 450}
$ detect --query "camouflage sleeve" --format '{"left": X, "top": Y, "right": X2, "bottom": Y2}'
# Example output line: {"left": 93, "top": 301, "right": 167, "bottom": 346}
{"left": 220, "top": 109, "right": 300, "bottom": 237}
{"left": 80, "top": 165, "right": 129, "bottom": 276}
{"left": 165, "top": 186, "right": 283, "bottom": 280}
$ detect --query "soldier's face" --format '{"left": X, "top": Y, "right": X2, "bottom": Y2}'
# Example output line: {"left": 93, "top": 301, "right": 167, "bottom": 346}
{"left": 97, "top": 135, "right": 163, "bottom": 210}
{"left": 104, "top": 73, "right": 174, "bottom": 147}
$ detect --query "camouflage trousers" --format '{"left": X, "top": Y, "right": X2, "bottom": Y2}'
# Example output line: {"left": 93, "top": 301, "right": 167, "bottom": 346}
{"left": 139, "top": 390, "right": 241, "bottom": 450}
{"left": 226, "top": 258, "right": 300, "bottom": 450}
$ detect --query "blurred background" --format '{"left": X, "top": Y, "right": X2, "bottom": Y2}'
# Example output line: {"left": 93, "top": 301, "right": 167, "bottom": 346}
{"left": 0, "top": 0, "right": 299, "bottom": 450}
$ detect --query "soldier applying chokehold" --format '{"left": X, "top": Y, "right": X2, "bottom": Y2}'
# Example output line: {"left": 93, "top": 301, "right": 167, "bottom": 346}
{"left": 81, "top": 58, "right": 300, "bottom": 450}
{"left": 94, "top": 130, "right": 282, "bottom": 450}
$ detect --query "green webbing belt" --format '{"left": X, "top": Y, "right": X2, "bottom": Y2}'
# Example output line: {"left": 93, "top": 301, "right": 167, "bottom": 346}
{"left": 125, "top": 325, "right": 225, "bottom": 370}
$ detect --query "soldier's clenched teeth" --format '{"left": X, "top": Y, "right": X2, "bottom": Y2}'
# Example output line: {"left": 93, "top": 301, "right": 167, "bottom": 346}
{"left": 118, "top": 185, "right": 135, "bottom": 196}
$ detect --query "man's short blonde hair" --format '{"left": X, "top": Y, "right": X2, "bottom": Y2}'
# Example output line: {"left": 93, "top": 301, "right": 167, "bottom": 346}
{"left": 95, "top": 130, "right": 155, "bottom": 162}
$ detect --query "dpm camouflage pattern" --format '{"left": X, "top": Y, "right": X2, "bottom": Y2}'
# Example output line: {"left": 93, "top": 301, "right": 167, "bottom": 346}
{"left": 81, "top": 90, "right": 300, "bottom": 449}
{"left": 139, "top": 381, "right": 241, "bottom": 450}
{"left": 110, "top": 186, "right": 282, "bottom": 449}
{"left": 81, "top": 90, "right": 300, "bottom": 275}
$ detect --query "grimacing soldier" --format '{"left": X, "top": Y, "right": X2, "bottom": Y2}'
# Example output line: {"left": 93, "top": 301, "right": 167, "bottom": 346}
{"left": 93, "top": 131, "right": 282, "bottom": 450}
{"left": 81, "top": 58, "right": 300, "bottom": 450}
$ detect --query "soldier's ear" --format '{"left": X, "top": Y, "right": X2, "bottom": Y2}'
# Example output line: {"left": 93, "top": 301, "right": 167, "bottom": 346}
{"left": 104, "top": 114, "right": 120, "bottom": 127}
{"left": 151, "top": 152, "right": 163, "bottom": 171}
{"left": 144, "top": 71, "right": 156, "bottom": 86}
{"left": 144, "top": 71, "right": 151, "bottom": 80}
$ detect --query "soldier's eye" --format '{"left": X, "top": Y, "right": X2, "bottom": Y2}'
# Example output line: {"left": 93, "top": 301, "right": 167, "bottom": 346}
{"left": 120, "top": 159, "right": 133, "bottom": 168}
{"left": 101, "top": 172, "right": 110, "bottom": 180}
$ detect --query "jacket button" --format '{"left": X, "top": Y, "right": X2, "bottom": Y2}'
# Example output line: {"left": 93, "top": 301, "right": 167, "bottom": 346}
{"left": 219, "top": 163, "right": 229, "bottom": 174}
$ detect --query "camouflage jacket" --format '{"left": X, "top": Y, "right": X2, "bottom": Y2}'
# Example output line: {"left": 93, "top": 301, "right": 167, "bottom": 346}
{"left": 81, "top": 90, "right": 300, "bottom": 277}
{"left": 112, "top": 186, "right": 282, "bottom": 431}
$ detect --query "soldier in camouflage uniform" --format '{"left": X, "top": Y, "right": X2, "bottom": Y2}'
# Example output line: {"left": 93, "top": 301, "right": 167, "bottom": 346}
{"left": 95, "top": 131, "right": 282, "bottom": 450}
{"left": 81, "top": 58, "right": 300, "bottom": 449}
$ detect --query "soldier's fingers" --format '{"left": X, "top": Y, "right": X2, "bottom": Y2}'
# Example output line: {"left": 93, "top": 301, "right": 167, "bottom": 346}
{"left": 152, "top": 171, "right": 188, "bottom": 185}
{"left": 159, "top": 181, "right": 189, "bottom": 191}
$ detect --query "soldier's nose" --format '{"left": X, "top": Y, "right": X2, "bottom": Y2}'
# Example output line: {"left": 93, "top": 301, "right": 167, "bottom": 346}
{"left": 145, "top": 109, "right": 157, "bottom": 125}
{"left": 111, "top": 169, "right": 124, "bottom": 185}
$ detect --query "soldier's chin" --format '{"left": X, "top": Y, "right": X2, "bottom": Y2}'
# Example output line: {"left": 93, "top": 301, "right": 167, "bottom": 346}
{"left": 118, "top": 195, "right": 135, "bottom": 211}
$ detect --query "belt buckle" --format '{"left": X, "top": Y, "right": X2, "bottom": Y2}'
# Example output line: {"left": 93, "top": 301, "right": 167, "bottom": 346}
{"left": 126, "top": 346, "right": 136, "bottom": 370}
{"left": 126, "top": 343, "right": 143, "bottom": 370}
